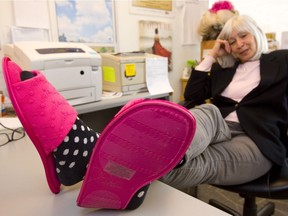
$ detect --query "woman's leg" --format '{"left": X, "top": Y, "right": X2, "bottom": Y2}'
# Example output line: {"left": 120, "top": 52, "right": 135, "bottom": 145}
{"left": 160, "top": 104, "right": 273, "bottom": 189}
{"left": 186, "top": 103, "right": 232, "bottom": 159}
{"left": 161, "top": 134, "right": 272, "bottom": 189}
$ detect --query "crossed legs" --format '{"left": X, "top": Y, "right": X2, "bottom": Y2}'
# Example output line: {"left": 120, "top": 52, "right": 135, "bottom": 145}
{"left": 161, "top": 104, "right": 273, "bottom": 190}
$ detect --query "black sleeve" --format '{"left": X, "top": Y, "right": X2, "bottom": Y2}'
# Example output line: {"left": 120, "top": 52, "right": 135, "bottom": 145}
{"left": 183, "top": 68, "right": 212, "bottom": 108}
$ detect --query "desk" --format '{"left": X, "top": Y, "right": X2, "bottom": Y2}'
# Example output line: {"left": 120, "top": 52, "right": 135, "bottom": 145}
{"left": 0, "top": 132, "right": 230, "bottom": 216}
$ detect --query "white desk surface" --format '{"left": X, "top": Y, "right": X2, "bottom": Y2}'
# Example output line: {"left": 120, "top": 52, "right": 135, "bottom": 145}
{"left": 0, "top": 121, "right": 230, "bottom": 216}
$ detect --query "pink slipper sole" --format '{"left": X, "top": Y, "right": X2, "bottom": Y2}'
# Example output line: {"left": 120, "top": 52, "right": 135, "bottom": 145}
{"left": 77, "top": 99, "right": 196, "bottom": 209}
{"left": 2, "top": 57, "right": 77, "bottom": 194}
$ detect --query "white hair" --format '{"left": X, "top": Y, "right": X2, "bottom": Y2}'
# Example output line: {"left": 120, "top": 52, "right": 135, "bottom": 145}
{"left": 217, "top": 15, "right": 269, "bottom": 68}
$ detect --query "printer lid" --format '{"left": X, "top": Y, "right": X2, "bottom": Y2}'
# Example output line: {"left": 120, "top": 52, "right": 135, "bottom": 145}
{"left": 3, "top": 41, "right": 101, "bottom": 70}
{"left": 5, "top": 41, "right": 101, "bottom": 65}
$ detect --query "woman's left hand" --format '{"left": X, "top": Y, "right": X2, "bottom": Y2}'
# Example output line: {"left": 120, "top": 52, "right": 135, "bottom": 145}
{"left": 209, "top": 39, "right": 231, "bottom": 59}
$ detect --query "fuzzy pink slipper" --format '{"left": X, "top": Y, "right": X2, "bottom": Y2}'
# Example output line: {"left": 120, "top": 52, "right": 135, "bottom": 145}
{"left": 77, "top": 99, "right": 196, "bottom": 209}
{"left": 2, "top": 57, "right": 78, "bottom": 194}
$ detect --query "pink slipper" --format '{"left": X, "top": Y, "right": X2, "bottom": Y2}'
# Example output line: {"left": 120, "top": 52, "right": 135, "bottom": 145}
{"left": 2, "top": 57, "right": 78, "bottom": 194}
{"left": 77, "top": 99, "right": 196, "bottom": 209}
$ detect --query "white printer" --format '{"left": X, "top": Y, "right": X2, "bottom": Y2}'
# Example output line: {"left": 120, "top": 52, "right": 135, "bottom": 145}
{"left": 4, "top": 41, "right": 102, "bottom": 106}
{"left": 101, "top": 52, "right": 162, "bottom": 95}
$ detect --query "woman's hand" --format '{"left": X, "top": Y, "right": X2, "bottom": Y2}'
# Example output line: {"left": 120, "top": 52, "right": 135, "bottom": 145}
{"left": 209, "top": 39, "right": 231, "bottom": 59}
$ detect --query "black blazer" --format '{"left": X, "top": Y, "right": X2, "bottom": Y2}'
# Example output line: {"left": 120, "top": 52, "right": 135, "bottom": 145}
{"left": 184, "top": 50, "right": 288, "bottom": 166}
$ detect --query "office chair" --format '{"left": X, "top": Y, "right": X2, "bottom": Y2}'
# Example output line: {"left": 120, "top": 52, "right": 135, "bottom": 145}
{"left": 209, "top": 158, "right": 288, "bottom": 216}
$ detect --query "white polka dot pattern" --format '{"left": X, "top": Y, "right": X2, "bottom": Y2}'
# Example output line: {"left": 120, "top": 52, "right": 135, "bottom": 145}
{"left": 52, "top": 118, "right": 100, "bottom": 185}
{"left": 63, "top": 149, "right": 69, "bottom": 155}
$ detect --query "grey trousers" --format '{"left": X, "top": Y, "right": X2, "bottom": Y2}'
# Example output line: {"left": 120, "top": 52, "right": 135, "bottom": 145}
{"left": 160, "top": 104, "right": 273, "bottom": 190}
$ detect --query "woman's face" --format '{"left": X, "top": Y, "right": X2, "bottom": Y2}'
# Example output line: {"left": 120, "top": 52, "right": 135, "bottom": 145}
{"left": 228, "top": 30, "right": 257, "bottom": 63}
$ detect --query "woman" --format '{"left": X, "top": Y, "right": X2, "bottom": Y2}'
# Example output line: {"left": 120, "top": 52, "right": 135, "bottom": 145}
{"left": 161, "top": 15, "right": 288, "bottom": 189}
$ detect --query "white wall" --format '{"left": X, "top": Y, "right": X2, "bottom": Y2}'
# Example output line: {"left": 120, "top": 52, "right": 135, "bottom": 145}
{"left": 0, "top": 1, "right": 14, "bottom": 96}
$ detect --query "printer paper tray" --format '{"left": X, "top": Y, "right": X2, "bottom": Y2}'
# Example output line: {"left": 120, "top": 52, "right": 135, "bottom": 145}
{"left": 60, "top": 87, "right": 99, "bottom": 106}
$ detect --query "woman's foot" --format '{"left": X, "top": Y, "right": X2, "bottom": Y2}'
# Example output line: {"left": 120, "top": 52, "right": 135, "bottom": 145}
{"left": 2, "top": 57, "right": 95, "bottom": 193}
{"left": 20, "top": 70, "right": 100, "bottom": 186}
{"left": 77, "top": 99, "right": 196, "bottom": 209}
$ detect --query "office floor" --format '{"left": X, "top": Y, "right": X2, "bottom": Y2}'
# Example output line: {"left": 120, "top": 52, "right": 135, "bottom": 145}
{"left": 194, "top": 184, "right": 288, "bottom": 216}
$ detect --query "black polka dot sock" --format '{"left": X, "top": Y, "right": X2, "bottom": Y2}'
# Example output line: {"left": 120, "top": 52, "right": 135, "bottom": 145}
{"left": 21, "top": 70, "right": 37, "bottom": 80}
{"left": 125, "top": 184, "right": 150, "bottom": 210}
{"left": 53, "top": 117, "right": 100, "bottom": 186}
{"left": 174, "top": 155, "right": 186, "bottom": 169}
{"left": 125, "top": 156, "right": 186, "bottom": 209}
